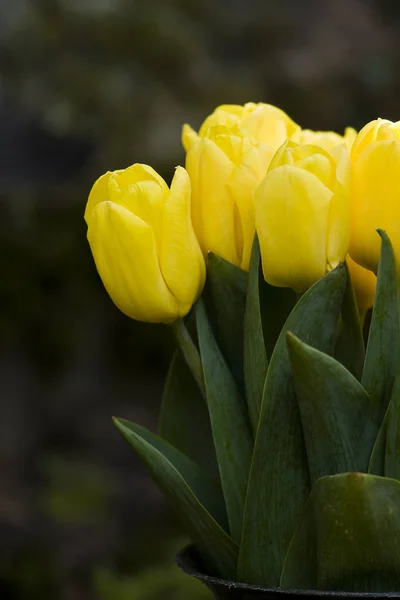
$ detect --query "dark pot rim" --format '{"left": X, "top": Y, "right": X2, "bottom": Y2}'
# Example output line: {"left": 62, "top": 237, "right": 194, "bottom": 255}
{"left": 176, "top": 545, "right": 400, "bottom": 598}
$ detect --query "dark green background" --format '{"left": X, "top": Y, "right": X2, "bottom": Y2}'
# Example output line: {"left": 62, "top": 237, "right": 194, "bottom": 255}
{"left": 1, "top": 1, "right": 399, "bottom": 598}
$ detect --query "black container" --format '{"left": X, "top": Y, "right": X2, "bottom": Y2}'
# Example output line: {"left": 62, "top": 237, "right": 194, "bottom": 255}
{"left": 176, "top": 545, "right": 400, "bottom": 600}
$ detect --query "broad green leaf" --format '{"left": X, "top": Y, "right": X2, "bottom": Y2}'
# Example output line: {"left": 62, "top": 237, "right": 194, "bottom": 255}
{"left": 238, "top": 264, "right": 346, "bottom": 586}
{"left": 287, "top": 333, "right": 374, "bottom": 483}
{"left": 362, "top": 230, "right": 400, "bottom": 427}
{"left": 281, "top": 473, "right": 400, "bottom": 592}
{"left": 370, "top": 374, "right": 400, "bottom": 478}
{"left": 196, "top": 299, "right": 253, "bottom": 544}
{"left": 259, "top": 279, "right": 296, "bottom": 363}
{"left": 158, "top": 350, "right": 218, "bottom": 479}
{"left": 368, "top": 418, "right": 387, "bottom": 476}
{"left": 335, "top": 261, "right": 365, "bottom": 380}
{"left": 113, "top": 418, "right": 238, "bottom": 579}
{"left": 244, "top": 236, "right": 268, "bottom": 434}
{"left": 384, "top": 374, "right": 400, "bottom": 480}
{"left": 204, "top": 253, "right": 247, "bottom": 392}
{"left": 170, "top": 317, "right": 206, "bottom": 398}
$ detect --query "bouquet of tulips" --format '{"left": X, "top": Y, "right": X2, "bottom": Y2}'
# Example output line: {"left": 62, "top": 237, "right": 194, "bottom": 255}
{"left": 84, "top": 104, "right": 400, "bottom": 594}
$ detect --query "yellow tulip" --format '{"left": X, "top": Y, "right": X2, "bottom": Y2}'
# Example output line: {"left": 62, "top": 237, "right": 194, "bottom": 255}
{"left": 84, "top": 164, "right": 205, "bottom": 323}
{"left": 351, "top": 118, "right": 400, "bottom": 161}
{"left": 350, "top": 137, "right": 400, "bottom": 275}
{"left": 347, "top": 255, "right": 376, "bottom": 318}
{"left": 292, "top": 127, "right": 357, "bottom": 152}
{"left": 185, "top": 124, "right": 274, "bottom": 270}
{"left": 183, "top": 102, "right": 299, "bottom": 151}
{"left": 255, "top": 141, "right": 351, "bottom": 292}
{"left": 183, "top": 103, "right": 298, "bottom": 271}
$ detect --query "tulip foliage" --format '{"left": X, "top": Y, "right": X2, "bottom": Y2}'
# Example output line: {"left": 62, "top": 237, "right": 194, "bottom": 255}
{"left": 85, "top": 106, "right": 400, "bottom": 593}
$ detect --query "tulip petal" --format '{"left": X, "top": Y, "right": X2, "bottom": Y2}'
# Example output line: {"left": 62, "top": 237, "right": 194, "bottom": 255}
{"left": 186, "top": 138, "right": 238, "bottom": 266}
{"left": 241, "top": 103, "right": 299, "bottom": 147}
{"left": 87, "top": 201, "right": 179, "bottom": 323}
{"left": 198, "top": 107, "right": 242, "bottom": 138}
{"left": 108, "top": 165, "right": 167, "bottom": 240}
{"left": 292, "top": 129, "right": 344, "bottom": 152}
{"left": 344, "top": 127, "right": 357, "bottom": 149}
{"left": 84, "top": 171, "right": 112, "bottom": 224}
{"left": 182, "top": 124, "right": 199, "bottom": 152}
{"left": 326, "top": 145, "right": 351, "bottom": 269}
{"left": 227, "top": 145, "right": 274, "bottom": 270}
{"left": 269, "top": 143, "right": 336, "bottom": 189}
{"left": 351, "top": 119, "right": 400, "bottom": 161}
{"left": 351, "top": 140, "right": 400, "bottom": 274}
{"left": 110, "top": 163, "right": 169, "bottom": 194}
{"left": 255, "top": 166, "right": 333, "bottom": 291}
{"left": 160, "top": 167, "right": 206, "bottom": 314}
{"left": 347, "top": 255, "right": 376, "bottom": 314}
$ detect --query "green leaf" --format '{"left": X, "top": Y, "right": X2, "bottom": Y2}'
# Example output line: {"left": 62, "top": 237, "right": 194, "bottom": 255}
{"left": 334, "top": 261, "right": 365, "bottom": 380}
{"left": 287, "top": 333, "right": 374, "bottom": 483}
{"left": 384, "top": 374, "right": 400, "bottom": 480}
{"left": 281, "top": 473, "right": 400, "bottom": 592}
{"left": 362, "top": 230, "right": 400, "bottom": 427}
{"left": 158, "top": 350, "right": 218, "bottom": 479}
{"left": 244, "top": 236, "right": 268, "bottom": 434}
{"left": 196, "top": 298, "right": 253, "bottom": 544}
{"left": 238, "top": 264, "right": 346, "bottom": 587}
{"left": 113, "top": 418, "right": 238, "bottom": 579}
{"left": 368, "top": 422, "right": 386, "bottom": 476}
{"left": 259, "top": 279, "right": 296, "bottom": 364}
{"left": 204, "top": 253, "right": 248, "bottom": 392}
{"left": 370, "top": 374, "right": 400, "bottom": 478}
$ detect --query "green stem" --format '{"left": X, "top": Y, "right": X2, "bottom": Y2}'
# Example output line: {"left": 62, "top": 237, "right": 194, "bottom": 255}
{"left": 170, "top": 318, "right": 206, "bottom": 399}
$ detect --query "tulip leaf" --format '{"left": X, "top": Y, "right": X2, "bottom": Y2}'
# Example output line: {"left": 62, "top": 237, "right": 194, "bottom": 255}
{"left": 362, "top": 230, "right": 400, "bottom": 427}
{"left": 370, "top": 374, "right": 400, "bottom": 479}
{"left": 244, "top": 236, "right": 268, "bottom": 434}
{"left": 113, "top": 418, "right": 238, "bottom": 579}
{"left": 287, "top": 333, "right": 374, "bottom": 483}
{"left": 281, "top": 473, "right": 400, "bottom": 592}
{"left": 196, "top": 298, "right": 253, "bottom": 544}
{"left": 158, "top": 349, "right": 219, "bottom": 479}
{"left": 384, "top": 374, "right": 400, "bottom": 480}
{"left": 238, "top": 264, "right": 346, "bottom": 587}
{"left": 334, "top": 261, "right": 365, "bottom": 380}
{"left": 368, "top": 422, "right": 386, "bottom": 477}
{"left": 204, "top": 253, "right": 247, "bottom": 393}
{"left": 259, "top": 280, "right": 297, "bottom": 363}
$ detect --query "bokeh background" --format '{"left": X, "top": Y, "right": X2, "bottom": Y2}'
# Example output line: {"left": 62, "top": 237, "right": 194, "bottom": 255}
{"left": 1, "top": 1, "right": 400, "bottom": 598}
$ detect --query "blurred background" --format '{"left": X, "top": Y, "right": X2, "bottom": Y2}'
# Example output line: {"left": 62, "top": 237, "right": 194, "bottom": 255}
{"left": 1, "top": 0, "right": 400, "bottom": 598}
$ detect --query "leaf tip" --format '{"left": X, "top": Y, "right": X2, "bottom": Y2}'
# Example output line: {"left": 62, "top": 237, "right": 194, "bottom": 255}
{"left": 376, "top": 228, "right": 388, "bottom": 240}
{"left": 285, "top": 331, "right": 302, "bottom": 354}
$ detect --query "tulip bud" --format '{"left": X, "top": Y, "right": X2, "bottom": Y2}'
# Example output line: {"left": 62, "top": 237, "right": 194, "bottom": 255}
{"left": 183, "top": 103, "right": 298, "bottom": 271}
{"left": 346, "top": 255, "right": 376, "bottom": 319}
{"left": 292, "top": 127, "right": 357, "bottom": 152}
{"left": 351, "top": 118, "right": 400, "bottom": 161}
{"left": 255, "top": 141, "right": 351, "bottom": 292}
{"left": 84, "top": 164, "right": 205, "bottom": 323}
{"left": 185, "top": 125, "right": 274, "bottom": 270}
{"left": 350, "top": 136, "right": 400, "bottom": 275}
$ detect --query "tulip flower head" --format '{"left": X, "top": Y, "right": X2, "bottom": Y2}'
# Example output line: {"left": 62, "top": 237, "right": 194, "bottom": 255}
{"left": 350, "top": 118, "right": 400, "bottom": 276}
{"left": 350, "top": 137, "right": 400, "bottom": 275}
{"left": 185, "top": 125, "right": 273, "bottom": 270}
{"left": 183, "top": 103, "right": 299, "bottom": 270}
{"left": 255, "top": 141, "right": 351, "bottom": 292}
{"left": 84, "top": 165, "right": 205, "bottom": 323}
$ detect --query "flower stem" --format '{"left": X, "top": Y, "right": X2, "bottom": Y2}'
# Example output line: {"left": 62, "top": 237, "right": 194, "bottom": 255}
{"left": 171, "top": 318, "right": 206, "bottom": 399}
